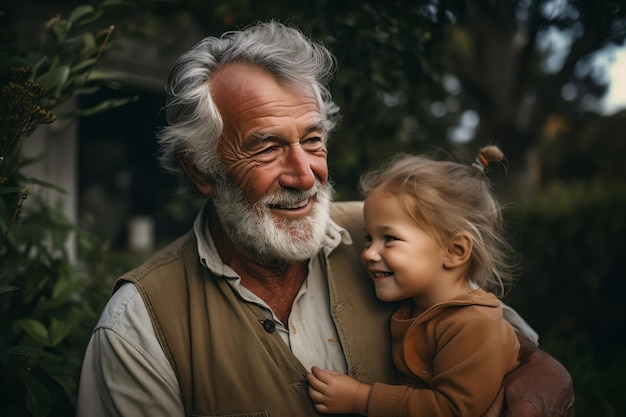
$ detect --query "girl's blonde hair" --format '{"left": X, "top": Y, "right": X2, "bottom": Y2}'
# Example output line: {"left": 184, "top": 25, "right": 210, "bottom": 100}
{"left": 359, "top": 146, "right": 517, "bottom": 297}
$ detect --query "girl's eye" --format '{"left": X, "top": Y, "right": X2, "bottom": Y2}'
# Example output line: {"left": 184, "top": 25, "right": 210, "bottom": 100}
{"left": 384, "top": 235, "right": 397, "bottom": 243}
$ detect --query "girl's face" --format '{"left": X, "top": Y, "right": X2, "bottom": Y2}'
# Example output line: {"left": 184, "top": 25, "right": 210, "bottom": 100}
{"left": 361, "top": 189, "right": 464, "bottom": 309}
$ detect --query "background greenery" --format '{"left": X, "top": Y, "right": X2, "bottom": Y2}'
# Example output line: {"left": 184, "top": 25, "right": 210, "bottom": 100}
{"left": 1, "top": 0, "right": 625, "bottom": 416}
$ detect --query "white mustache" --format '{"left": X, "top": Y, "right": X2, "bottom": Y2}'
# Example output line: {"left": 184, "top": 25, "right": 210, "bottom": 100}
{"left": 257, "top": 186, "right": 319, "bottom": 210}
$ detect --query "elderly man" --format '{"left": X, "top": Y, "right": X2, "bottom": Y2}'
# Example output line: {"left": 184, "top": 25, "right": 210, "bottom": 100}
{"left": 77, "top": 21, "right": 574, "bottom": 417}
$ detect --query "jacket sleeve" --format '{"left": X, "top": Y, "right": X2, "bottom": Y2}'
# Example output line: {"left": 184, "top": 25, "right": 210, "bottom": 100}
{"left": 367, "top": 308, "right": 519, "bottom": 417}
{"left": 76, "top": 283, "right": 184, "bottom": 417}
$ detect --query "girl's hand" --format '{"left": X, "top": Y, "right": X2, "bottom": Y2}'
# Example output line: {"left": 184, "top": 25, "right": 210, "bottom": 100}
{"left": 307, "top": 366, "right": 371, "bottom": 415}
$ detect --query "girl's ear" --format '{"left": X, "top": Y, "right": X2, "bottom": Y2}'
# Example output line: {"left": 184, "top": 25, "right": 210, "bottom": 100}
{"left": 443, "top": 233, "right": 472, "bottom": 269}
{"left": 176, "top": 154, "right": 215, "bottom": 196}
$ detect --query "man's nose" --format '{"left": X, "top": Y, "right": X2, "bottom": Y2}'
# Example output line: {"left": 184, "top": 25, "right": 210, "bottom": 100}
{"left": 278, "top": 145, "right": 316, "bottom": 190}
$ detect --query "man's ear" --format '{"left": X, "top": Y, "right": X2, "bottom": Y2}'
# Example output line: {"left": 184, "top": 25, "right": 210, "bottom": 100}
{"left": 443, "top": 233, "right": 472, "bottom": 269}
{"left": 175, "top": 153, "right": 215, "bottom": 196}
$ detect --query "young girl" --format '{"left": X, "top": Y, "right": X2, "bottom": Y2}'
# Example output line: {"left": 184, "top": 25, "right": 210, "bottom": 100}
{"left": 307, "top": 146, "right": 521, "bottom": 417}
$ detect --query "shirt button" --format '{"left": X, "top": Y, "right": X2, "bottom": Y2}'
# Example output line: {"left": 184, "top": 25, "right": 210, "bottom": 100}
{"left": 262, "top": 319, "right": 276, "bottom": 333}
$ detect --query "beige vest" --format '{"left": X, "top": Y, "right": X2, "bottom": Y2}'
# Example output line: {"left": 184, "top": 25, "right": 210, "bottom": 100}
{"left": 116, "top": 202, "right": 396, "bottom": 417}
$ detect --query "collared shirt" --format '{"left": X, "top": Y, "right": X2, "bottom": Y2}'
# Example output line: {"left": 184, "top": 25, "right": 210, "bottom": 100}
{"left": 76, "top": 205, "right": 351, "bottom": 417}
{"left": 194, "top": 203, "right": 350, "bottom": 373}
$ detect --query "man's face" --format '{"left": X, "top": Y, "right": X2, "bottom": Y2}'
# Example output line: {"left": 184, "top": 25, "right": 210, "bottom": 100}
{"left": 209, "top": 63, "right": 331, "bottom": 262}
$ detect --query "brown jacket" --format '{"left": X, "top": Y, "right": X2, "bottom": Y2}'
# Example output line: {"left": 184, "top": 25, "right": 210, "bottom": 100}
{"left": 116, "top": 202, "right": 397, "bottom": 417}
{"left": 368, "top": 289, "right": 521, "bottom": 417}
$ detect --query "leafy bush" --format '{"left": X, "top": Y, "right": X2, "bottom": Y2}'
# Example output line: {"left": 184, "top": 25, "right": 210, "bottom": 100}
{"left": 0, "top": 2, "right": 137, "bottom": 415}
{"left": 0, "top": 195, "right": 136, "bottom": 416}
{"left": 504, "top": 180, "right": 626, "bottom": 417}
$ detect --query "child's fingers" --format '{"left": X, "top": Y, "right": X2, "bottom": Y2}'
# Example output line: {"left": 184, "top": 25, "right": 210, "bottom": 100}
{"left": 306, "top": 372, "right": 325, "bottom": 391}
{"left": 310, "top": 366, "right": 342, "bottom": 382}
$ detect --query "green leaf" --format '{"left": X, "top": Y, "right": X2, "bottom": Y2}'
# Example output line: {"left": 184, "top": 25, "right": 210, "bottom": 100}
{"left": 52, "top": 266, "right": 78, "bottom": 300}
{"left": 0, "top": 285, "right": 19, "bottom": 295}
{"left": 102, "top": 0, "right": 128, "bottom": 6}
{"left": 49, "top": 374, "right": 78, "bottom": 406}
{"left": 31, "top": 55, "right": 49, "bottom": 78}
{"left": 81, "top": 68, "right": 121, "bottom": 83}
{"left": 77, "top": 96, "right": 138, "bottom": 116}
{"left": 81, "top": 33, "right": 97, "bottom": 56}
{"left": 69, "top": 4, "right": 94, "bottom": 24}
{"left": 51, "top": 19, "right": 70, "bottom": 43}
{"left": 2, "top": 345, "right": 51, "bottom": 357}
{"left": 15, "top": 319, "right": 50, "bottom": 347}
{"left": 49, "top": 318, "right": 72, "bottom": 347}
{"left": 73, "top": 8, "right": 105, "bottom": 28}
{"left": 70, "top": 57, "right": 98, "bottom": 75}
{"left": 20, "top": 176, "right": 68, "bottom": 193}
{"left": 37, "top": 65, "right": 71, "bottom": 98}
{"left": 76, "top": 77, "right": 125, "bottom": 94}
{"left": 23, "top": 373, "right": 53, "bottom": 417}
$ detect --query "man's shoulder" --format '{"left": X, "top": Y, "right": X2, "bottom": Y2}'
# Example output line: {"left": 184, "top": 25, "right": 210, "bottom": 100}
{"left": 330, "top": 201, "right": 364, "bottom": 245}
{"left": 93, "top": 232, "right": 199, "bottom": 339}
{"left": 95, "top": 283, "right": 146, "bottom": 331}
{"left": 114, "top": 231, "right": 197, "bottom": 291}
{"left": 330, "top": 201, "right": 364, "bottom": 227}
{"left": 330, "top": 200, "right": 363, "bottom": 216}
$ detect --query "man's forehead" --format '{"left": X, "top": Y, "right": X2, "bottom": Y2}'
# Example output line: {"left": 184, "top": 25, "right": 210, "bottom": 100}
{"left": 211, "top": 62, "right": 321, "bottom": 133}
{"left": 211, "top": 62, "right": 316, "bottom": 104}
{"left": 211, "top": 62, "right": 263, "bottom": 96}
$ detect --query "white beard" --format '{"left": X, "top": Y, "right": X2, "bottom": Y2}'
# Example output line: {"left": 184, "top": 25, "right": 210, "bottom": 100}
{"left": 212, "top": 176, "right": 332, "bottom": 264}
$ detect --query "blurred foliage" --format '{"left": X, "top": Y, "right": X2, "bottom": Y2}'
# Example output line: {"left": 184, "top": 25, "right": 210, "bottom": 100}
{"left": 504, "top": 179, "right": 626, "bottom": 416}
{"left": 540, "top": 331, "right": 626, "bottom": 417}
{"left": 119, "top": 0, "right": 626, "bottom": 196}
{"left": 0, "top": 195, "right": 136, "bottom": 416}
{"left": 0, "top": 1, "right": 139, "bottom": 416}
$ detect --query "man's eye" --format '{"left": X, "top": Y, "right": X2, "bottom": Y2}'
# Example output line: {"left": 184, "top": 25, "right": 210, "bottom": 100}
{"left": 258, "top": 146, "right": 277, "bottom": 154}
{"left": 302, "top": 137, "right": 324, "bottom": 148}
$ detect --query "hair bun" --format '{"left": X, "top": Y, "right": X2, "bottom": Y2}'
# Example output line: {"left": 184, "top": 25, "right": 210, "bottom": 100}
{"left": 472, "top": 145, "right": 504, "bottom": 173}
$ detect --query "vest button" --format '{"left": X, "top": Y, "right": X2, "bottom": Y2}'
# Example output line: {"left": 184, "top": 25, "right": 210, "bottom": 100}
{"left": 262, "top": 319, "right": 276, "bottom": 333}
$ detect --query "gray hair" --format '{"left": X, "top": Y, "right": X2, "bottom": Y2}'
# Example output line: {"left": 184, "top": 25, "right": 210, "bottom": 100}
{"left": 156, "top": 20, "right": 340, "bottom": 196}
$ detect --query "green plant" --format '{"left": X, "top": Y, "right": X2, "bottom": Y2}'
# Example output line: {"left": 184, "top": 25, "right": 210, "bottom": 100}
{"left": 0, "top": 195, "right": 136, "bottom": 416}
{"left": 0, "top": 2, "right": 137, "bottom": 415}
